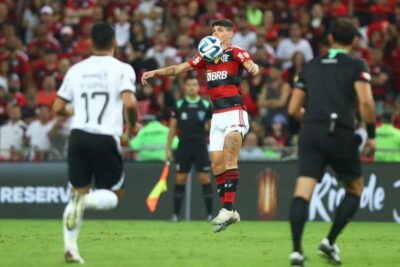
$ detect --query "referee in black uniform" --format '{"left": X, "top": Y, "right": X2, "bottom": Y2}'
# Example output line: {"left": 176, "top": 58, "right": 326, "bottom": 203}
{"left": 166, "top": 77, "right": 213, "bottom": 221}
{"left": 287, "top": 19, "right": 376, "bottom": 266}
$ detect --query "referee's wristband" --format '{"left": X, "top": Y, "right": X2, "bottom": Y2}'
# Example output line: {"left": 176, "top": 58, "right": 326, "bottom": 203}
{"left": 366, "top": 123, "right": 376, "bottom": 139}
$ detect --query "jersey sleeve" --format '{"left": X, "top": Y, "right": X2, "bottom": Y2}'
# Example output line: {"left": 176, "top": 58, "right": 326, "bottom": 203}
{"left": 119, "top": 64, "right": 136, "bottom": 93}
{"left": 233, "top": 47, "right": 252, "bottom": 64}
{"left": 355, "top": 59, "right": 371, "bottom": 83}
{"left": 57, "top": 70, "right": 73, "bottom": 102}
{"left": 187, "top": 54, "right": 206, "bottom": 70}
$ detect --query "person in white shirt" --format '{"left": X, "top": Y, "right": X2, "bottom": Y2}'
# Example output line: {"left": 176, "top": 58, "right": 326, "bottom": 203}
{"left": 114, "top": 10, "right": 130, "bottom": 47}
{"left": 53, "top": 22, "right": 138, "bottom": 264}
{"left": 145, "top": 32, "right": 178, "bottom": 67}
{"left": 26, "top": 105, "right": 60, "bottom": 160}
{"left": 0, "top": 104, "right": 26, "bottom": 160}
{"left": 276, "top": 22, "right": 314, "bottom": 69}
{"left": 232, "top": 18, "right": 257, "bottom": 51}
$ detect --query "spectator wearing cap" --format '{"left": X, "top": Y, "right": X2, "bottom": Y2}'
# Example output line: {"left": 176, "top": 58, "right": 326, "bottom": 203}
{"left": 267, "top": 114, "right": 289, "bottom": 147}
{"left": 8, "top": 74, "right": 26, "bottom": 107}
{"left": 258, "top": 63, "right": 290, "bottom": 127}
{"left": 0, "top": 103, "right": 26, "bottom": 160}
{"left": 27, "top": 22, "right": 60, "bottom": 61}
{"left": 39, "top": 6, "right": 54, "bottom": 31}
{"left": 37, "top": 75, "right": 57, "bottom": 108}
{"left": 129, "top": 114, "right": 178, "bottom": 161}
{"left": 58, "top": 25, "right": 76, "bottom": 58}
{"left": 31, "top": 48, "right": 59, "bottom": 89}
{"left": 276, "top": 22, "right": 313, "bottom": 69}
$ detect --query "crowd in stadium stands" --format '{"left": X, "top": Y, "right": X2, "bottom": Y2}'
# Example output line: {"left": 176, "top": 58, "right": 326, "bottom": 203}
{"left": 0, "top": 0, "right": 399, "bottom": 162}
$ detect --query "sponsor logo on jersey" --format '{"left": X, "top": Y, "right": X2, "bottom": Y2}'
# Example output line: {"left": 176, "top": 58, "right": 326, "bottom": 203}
{"left": 206, "top": 71, "right": 228, "bottom": 81}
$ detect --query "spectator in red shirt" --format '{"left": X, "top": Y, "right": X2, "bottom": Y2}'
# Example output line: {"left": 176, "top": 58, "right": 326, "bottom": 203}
{"left": 28, "top": 22, "right": 60, "bottom": 61}
{"left": 4, "top": 35, "right": 30, "bottom": 88}
{"left": 65, "top": 0, "right": 96, "bottom": 26}
{"left": 370, "top": 48, "right": 391, "bottom": 116}
{"left": 0, "top": 85, "right": 8, "bottom": 125}
{"left": 31, "top": 49, "right": 59, "bottom": 89}
{"left": 37, "top": 75, "right": 57, "bottom": 108}
{"left": 74, "top": 22, "right": 93, "bottom": 57}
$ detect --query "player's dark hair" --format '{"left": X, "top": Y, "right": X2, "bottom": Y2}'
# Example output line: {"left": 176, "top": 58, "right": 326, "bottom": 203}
{"left": 91, "top": 22, "right": 115, "bottom": 50}
{"left": 330, "top": 18, "right": 358, "bottom": 46}
{"left": 212, "top": 19, "right": 234, "bottom": 30}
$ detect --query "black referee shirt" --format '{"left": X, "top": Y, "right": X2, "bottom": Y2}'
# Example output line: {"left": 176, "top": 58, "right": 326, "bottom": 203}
{"left": 294, "top": 49, "right": 371, "bottom": 130}
{"left": 172, "top": 97, "right": 212, "bottom": 142}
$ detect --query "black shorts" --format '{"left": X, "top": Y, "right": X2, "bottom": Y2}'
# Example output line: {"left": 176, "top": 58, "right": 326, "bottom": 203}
{"left": 298, "top": 124, "right": 362, "bottom": 182}
{"left": 68, "top": 129, "right": 124, "bottom": 190}
{"left": 175, "top": 140, "right": 210, "bottom": 173}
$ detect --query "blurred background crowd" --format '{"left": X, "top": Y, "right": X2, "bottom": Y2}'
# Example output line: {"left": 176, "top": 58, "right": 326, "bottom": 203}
{"left": 0, "top": 0, "right": 399, "bottom": 162}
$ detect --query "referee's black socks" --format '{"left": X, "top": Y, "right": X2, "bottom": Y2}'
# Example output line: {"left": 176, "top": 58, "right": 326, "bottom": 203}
{"left": 173, "top": 184, "right": 185, "bottom": 216}
{"left": 290, "top": 196, "right": 309, "bottom": 253}
{"left": 201, "top": 183, "right": 213, "bottom": 216}
{"left": 327, "top": 192, "right": 360, "bottom": 245}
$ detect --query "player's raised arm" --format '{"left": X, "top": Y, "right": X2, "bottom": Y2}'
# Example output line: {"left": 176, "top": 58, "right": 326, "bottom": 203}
{"left": 141, "top": 62, "right": 193, "bottom": 85}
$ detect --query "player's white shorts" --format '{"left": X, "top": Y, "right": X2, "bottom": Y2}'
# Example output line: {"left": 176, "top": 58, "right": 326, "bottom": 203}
{"left": 209, "top": 109, "right": 249, "bottom": 151}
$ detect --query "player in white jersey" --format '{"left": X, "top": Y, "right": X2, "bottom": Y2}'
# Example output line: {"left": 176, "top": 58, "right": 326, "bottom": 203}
{"left": 53, "top": 23, "right": 138, "bottom": 264}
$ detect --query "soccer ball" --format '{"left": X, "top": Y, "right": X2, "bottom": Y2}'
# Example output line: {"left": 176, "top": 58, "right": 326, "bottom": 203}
{"left": 198, "top": 36, "right": 223, "bottom": 62}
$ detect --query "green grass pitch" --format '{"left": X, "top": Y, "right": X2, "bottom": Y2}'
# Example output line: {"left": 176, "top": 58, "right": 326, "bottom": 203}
{"left": 0, "top": 220, "right": 399, "bottom": 267}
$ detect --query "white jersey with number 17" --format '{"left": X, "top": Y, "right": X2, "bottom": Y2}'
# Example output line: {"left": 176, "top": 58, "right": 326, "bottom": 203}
{"left": 58, "top": 55, "right": 136, "bottom": 137}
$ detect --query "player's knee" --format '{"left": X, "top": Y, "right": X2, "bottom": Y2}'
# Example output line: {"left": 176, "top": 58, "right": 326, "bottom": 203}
{"left": 345, "top": 178, "right": 364, "bottom": 196}
{"left": 198, "top": 173, "right": 211, "bottom": 184}
{"left": 176, "top": 175, "right": 187, "bottom": 185}
{"left": 211, "top": 161, "right": 224, "bottom": 174}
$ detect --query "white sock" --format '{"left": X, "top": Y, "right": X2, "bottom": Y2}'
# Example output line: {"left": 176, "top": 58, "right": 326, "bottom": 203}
{"left": 63, "top": 202, "right": 81, "bottom": 252}
{"left": 84, "top": 189, "right": 118, "bottom": 210}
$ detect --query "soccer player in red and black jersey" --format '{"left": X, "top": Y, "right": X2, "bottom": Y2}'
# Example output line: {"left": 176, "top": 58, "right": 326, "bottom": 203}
{"left": 142, "top": 19, "right": 259, "bottom": 232}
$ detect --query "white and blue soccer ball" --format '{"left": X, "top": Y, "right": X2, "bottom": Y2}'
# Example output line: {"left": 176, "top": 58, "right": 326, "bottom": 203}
{"left": 198, "top": 36, "right": 223, "bottom": 62}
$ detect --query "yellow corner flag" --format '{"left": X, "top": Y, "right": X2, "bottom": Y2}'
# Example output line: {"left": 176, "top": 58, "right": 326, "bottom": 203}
{"left": 146, "top": 161, "right": 170, "bottom": 213}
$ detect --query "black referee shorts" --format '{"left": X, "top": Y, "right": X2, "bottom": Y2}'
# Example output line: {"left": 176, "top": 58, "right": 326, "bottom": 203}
{"left": 175, "top": 140, "right": 210, "bottom": 173}
{"left": 68, "top": 129, "right": 124, "bottom": 190}
{"left": 298, "top": 124, "right": 362, "bottom": 182}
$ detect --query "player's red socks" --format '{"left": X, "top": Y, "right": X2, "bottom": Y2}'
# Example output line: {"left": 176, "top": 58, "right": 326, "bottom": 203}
{"left": 223, "top": 168, "right": 239, "bottom": 211}
{"left": 215, "top": 172, "right": 226, "bottom": 204}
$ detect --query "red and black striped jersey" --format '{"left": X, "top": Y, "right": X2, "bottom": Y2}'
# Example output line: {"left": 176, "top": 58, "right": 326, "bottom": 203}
{"left": 187, "top": 45, "right": 252, "bottom": 113}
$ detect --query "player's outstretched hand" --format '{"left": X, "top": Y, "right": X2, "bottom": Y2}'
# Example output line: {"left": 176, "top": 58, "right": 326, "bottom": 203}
{"left": 248, "top": 63, "right": 259, "bottom": 76}
{"left": 362, "top": 138, "right": 376, "bottom": 157}
{"left": 141, "top": 71, "right": 155, "bottom": 85}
